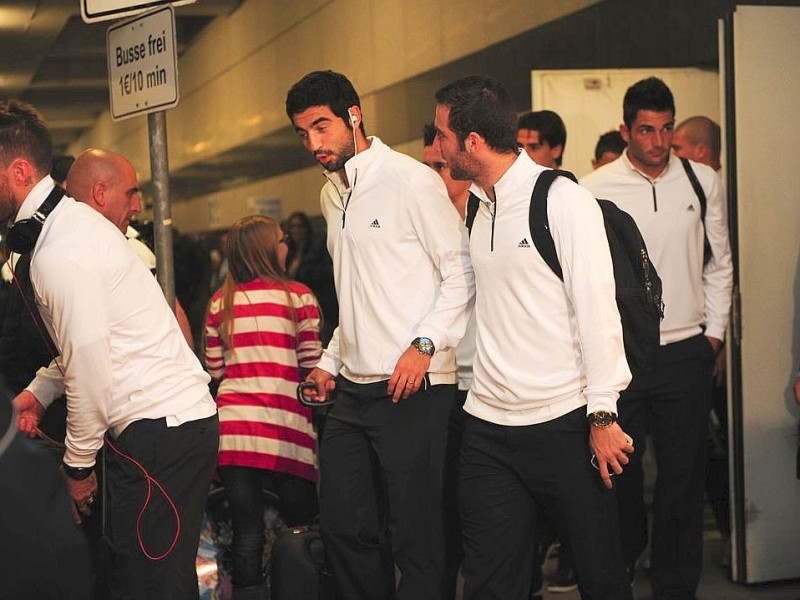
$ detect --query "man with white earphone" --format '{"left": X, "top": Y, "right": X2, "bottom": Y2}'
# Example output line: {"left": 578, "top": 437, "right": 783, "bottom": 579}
{"left": 286, "top": 71, "right": 474, "bottom": 600}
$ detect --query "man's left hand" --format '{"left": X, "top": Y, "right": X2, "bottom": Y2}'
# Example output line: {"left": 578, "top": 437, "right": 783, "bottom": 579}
{"left": 387, "top": 346, "right": 432, "bottom": 403}
{"left": 706, "top": 336, "right": 723, "bottom": 378}
{"left": 590, "top": 423, "right": 634, "bottom": 489}
{"left": 63, "top": 470, "right": 98, "bottom": 524}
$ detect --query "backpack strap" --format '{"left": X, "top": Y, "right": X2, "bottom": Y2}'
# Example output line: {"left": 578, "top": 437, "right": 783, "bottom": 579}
{"left": 679, "top": 157, "right": 712, "bottom": 263}
{"left": 529, "top": 169, "right": 577, "bottom": 281}
{"left": 465, "top": 191, "right": 480, "bottom": 236}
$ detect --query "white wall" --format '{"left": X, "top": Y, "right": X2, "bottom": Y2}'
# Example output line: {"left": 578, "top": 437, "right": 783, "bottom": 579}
{"left": 71, "top": 0, "right": 603, "bottom": 232}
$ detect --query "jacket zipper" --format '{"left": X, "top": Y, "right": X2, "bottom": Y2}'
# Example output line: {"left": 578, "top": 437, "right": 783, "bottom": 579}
{"left": 490, "top": 200, "right": 496, "bottom": 251}
{"left": 489, "top": 186, "right": 497, "bottom": 251}
{"left": 632, "top": 169, "right": 658, "bottom": 211}
{"left": 339, "top": 168, "right": 358, "bottom": 228}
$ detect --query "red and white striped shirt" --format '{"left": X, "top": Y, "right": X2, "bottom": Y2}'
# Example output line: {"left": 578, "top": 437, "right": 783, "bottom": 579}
{"left": 204, "top": 278, "right": 322, "bottom": 482}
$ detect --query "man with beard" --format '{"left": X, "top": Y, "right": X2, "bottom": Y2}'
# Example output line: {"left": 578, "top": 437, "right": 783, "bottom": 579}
{"left": 581, "top": 77, "right": 733, "bottom": 598}
{"left": 433, "top": 75, "right": 633, "bottom": 600}
{"left": 1, "top": 99, "right": 219, "bottom": 600}
{"left": 15, "top": 149, "right": 195, "bottom": 422}
{"left": 285, "top": 71, "right": 474, "bottom": 600}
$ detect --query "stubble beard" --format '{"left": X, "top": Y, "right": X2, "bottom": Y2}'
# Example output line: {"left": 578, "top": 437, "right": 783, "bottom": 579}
{"left": 318, "top": 137, "right": 356, "bottom": 173}
{"left": 447, "top": 155, "right": 476, "bottom": 182}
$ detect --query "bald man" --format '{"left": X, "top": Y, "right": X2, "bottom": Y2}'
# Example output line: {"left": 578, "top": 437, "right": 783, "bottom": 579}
{"left": 13, "top": 148, "right": 196, "bottom": 432}
{"left": 66, "top": 149, "right": 142, "bottom": 234}
{"left": 672, "top": 116, "right": 722, "bottom": 171}
{"left": 66, "top": 149, "right": 192, "bottom": 344}
{"left": 4, "top": 101, "right": 217, "bottom": 600}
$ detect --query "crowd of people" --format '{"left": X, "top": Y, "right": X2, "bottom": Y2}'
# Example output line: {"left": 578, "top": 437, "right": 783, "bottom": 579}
{"left": 0, "top": 67, "right": 745, "bottom": 600}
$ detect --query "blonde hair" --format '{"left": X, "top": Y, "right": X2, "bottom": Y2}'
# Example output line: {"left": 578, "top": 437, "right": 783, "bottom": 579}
{"left": 218, "top": 215, "right": 295, "bottom": 347}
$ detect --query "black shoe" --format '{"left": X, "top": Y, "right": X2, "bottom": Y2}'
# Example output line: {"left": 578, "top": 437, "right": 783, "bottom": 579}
{"left": 547, "top": 566, "right": 578, "bottom": 593}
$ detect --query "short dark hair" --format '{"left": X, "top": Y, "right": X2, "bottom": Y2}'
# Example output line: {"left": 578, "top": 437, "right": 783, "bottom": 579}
{"left": 285, "top": 70, "right": 364, "bottom": 134}
{"left": 623, "top": 77, "right": 675, "bottom": 128}
{"left": 422, "top": 123, "right": 436, "bottom": 147}
{"left": 434, "top": 75, "right": 518, "bottom": 153}
{"left": 594, "top": 130, "right": 627, "bottom": 161}
{"left": 51, "top": 155, "right": 75, "bottom": 186}
{"left": 517, "top": 110, "right": 567, "bottom": 165}
{"left": 0, "top": 100, "right": 53, "bottom": 174}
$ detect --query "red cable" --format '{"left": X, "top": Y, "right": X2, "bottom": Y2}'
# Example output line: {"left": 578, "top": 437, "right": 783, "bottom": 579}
{"left": 7, "top": 254, "right": 182, "bottom": 561}
{"left": 104, "top": 436, "right": 182, "bottom": 561}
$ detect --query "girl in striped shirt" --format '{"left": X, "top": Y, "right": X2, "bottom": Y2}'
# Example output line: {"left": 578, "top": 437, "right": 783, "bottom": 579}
{"left": 204, "top": 215, "right": 322, "bottom": 598}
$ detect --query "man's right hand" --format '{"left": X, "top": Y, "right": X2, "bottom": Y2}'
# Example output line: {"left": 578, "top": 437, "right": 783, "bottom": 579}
{"left": 12, "top": 390, "right": 43, "bottom": 437}
{"left": 305, "top": 368, "right": 336, "bottom": 402}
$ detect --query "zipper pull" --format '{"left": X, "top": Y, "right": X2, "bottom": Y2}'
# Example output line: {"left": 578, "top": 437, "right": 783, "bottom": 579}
{"left": 641, "top": 249, "right": 653, "bottom": 302}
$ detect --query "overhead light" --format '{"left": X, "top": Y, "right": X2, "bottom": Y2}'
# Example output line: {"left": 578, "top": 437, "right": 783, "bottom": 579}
{"left": 243, "top": 115, "right": 263, "bottom": 128}
{"left": 0, "top": 8, "right": 35, "bottom": 31}
{"left": 0, "top": 73, "right": 31, "bottom": 90}
{"left": 191, "top": 141, "right": 211, "bottom": 154}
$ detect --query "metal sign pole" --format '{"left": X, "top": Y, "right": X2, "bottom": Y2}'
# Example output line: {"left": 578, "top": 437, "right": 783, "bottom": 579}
{"left": 148, "top": 110, "right": 176, "bottom": 309}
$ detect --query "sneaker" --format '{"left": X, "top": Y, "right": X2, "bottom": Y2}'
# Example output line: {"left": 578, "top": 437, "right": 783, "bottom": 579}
{"left": 547, "top": 567, "right": 578, "bottom": 593}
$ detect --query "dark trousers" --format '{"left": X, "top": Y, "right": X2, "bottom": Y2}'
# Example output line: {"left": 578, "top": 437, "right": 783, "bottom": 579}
{"left": 459, "top": 408, "right": 631, "bottom": 600}
{"left": 105, "top": 413, "right": 219, "bottom": 600}
{"left": 615, "top": 334, "right": 714, "bottom": 599}
{"left": 442, "top": 389, "right": 467, "bottom": 600}
{"left": 319, "top": 377, "right": 456, "bottom": 600}
{"left": 218, "top": 465, "right": 319, "bottom": 587}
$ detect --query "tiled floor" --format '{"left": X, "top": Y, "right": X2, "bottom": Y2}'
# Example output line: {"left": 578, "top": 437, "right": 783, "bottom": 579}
{"left": 451, "top": 496, "right": 800, "bottom": 600}
{"left": 533, "top": 531, "right": 800, "bottom": 600}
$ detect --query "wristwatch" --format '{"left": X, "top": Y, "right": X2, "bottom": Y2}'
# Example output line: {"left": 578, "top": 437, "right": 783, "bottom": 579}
{"left": 62, "top": 462, "right": 94, "bottom": 481}
{"left": 411, "top": 337, "right": 435, "bottom": 356}
{"left": 587, "top": 411, "right": 617, "bottom": 429}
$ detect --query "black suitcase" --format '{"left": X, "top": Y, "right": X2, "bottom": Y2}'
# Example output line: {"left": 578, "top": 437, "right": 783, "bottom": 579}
{"left": 270, "top": 524, "right": 335, "bottom": 600}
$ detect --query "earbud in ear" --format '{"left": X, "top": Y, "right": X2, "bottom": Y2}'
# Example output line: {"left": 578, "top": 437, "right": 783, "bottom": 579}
{"left": 349, "top": 111, "right": 358, "bottom": 124}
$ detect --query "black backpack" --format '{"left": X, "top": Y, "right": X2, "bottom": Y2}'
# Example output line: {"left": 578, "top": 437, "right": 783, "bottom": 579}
{"left": 466, "top": 169, "right": 665, "bottom": 374}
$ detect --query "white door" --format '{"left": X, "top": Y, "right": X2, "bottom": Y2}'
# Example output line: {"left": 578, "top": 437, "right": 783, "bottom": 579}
{"left": 723, "top": 4, "right": 800, "bottom": 584}
{"left": 530, "top": 67, "right": 719, "bottom": 179}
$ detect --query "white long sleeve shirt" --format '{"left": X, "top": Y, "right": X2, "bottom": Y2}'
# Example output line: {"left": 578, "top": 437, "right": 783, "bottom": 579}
{"left": 465, "top": 153, "right": 631, "bottom": 426}
{"left": 18, "top": 177, "right": 216, "bottom": 467}
{"left": 26, "top": 227, "right": 159, "bottom": 405}
{"left": 580, "top": 152, "right": 733, "bottom": 343}
{"left": 316, "top": 137, "right": 474, "bottom": 382}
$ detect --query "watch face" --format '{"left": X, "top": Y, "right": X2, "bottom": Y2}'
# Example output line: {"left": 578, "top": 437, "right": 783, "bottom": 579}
{"left": 414, "top": 337, "right": 435, "bottom": 355}
{"left": 590, "top": 411, "right": 616, "bottom": 427}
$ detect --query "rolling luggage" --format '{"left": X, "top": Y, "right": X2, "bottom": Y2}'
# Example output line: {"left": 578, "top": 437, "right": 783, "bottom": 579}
{"left": 270, "top": 524, "right": 335, "bottom": 600}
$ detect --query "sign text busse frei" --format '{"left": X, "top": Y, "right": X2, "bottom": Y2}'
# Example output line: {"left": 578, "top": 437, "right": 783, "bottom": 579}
{"left": 107, "top": 6, "right": 179, "bottom": 121}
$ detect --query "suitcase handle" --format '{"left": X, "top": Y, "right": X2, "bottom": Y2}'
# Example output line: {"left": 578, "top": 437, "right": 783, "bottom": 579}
{"left": 296, "top": 381, "right": 336, "bottom": 408}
